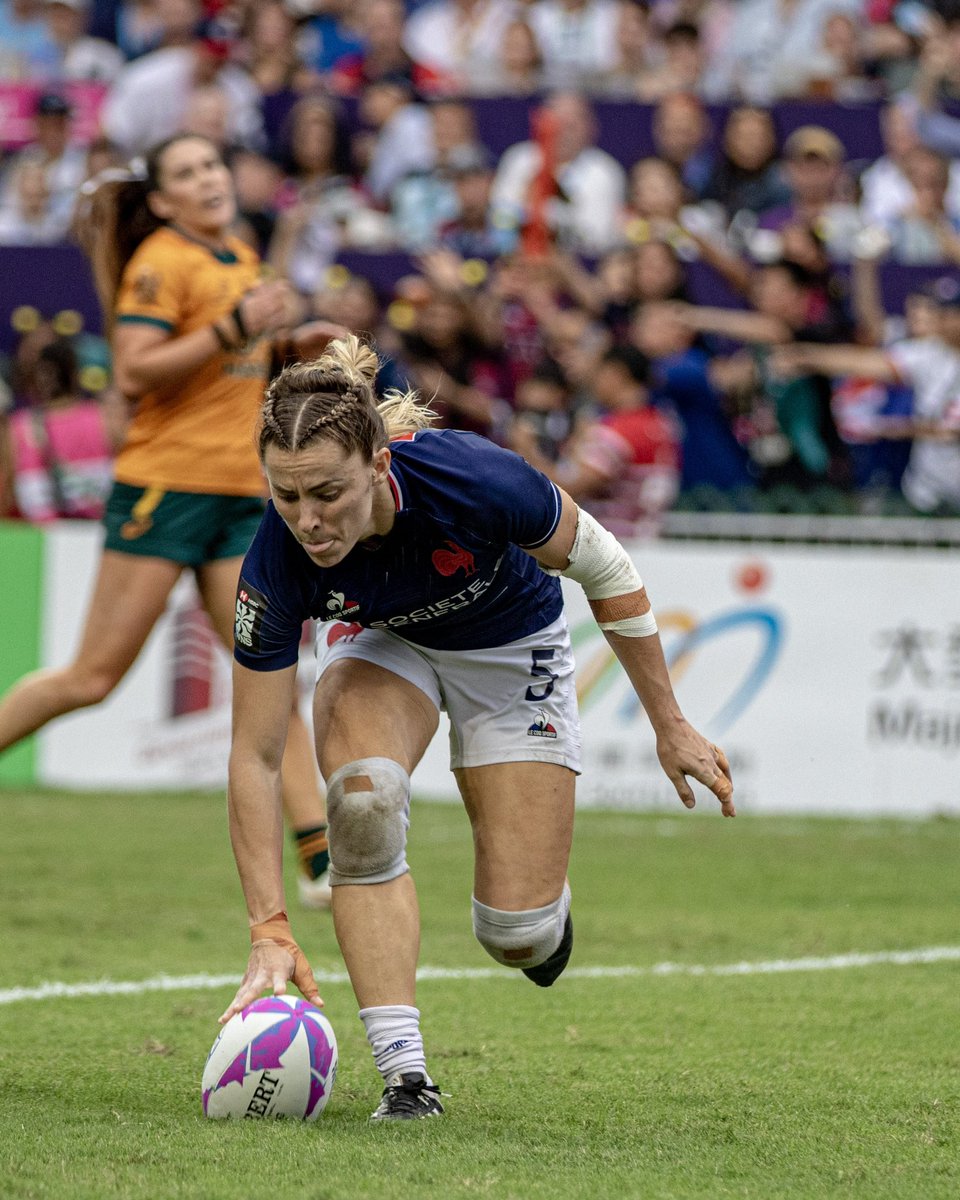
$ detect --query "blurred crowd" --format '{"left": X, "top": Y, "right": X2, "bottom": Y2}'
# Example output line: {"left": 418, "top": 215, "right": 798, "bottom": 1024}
{"left": 1, "top": 0, "right": 960, "bottom": 529}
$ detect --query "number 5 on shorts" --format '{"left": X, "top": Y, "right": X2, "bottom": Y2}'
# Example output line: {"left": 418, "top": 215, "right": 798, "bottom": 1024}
{"left": 525, "top": 648, "right": 559, "bottom": 702}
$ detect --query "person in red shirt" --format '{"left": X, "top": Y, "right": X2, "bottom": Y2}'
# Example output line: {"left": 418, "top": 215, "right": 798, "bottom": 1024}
{"left": 511, "top": 344, "right": 680, "bottom": 538}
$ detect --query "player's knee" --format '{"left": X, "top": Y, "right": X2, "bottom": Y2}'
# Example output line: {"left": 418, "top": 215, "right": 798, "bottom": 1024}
{"left": 326, "top": 757, "right": 410, "bottom": 885}
{"left": 471, "top": 883, "right": 571, "bottom": 969}
{"left": 70, "top": 665, "right": 122, "bottom": 708}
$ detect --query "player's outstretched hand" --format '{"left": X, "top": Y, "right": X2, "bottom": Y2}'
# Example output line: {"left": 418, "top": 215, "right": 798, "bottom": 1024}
{"left": 218, "top": 920, "right": 323, "bottom": 1024}
{"left": 656, "top": 719, "right": 735, "bottom": 817}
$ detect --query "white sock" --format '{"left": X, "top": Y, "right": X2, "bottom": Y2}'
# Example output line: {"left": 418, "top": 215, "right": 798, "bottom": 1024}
{"left": 359, "top": 1004, "right": 432, "bottom": 1085}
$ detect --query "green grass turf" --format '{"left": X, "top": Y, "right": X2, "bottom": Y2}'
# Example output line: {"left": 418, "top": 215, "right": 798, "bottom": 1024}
{"left": 0, "top": 788, "right": 958, "bottom": 1200}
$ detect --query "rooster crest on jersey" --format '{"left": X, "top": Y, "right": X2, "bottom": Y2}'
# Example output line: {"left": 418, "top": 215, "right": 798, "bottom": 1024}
{"left": 432, "top": 540, "right": 477, "bottom": 577}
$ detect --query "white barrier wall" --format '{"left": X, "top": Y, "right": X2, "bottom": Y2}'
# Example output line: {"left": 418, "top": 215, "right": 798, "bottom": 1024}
{"left": 36, "top": 524, "right": 960, "bottom": 816}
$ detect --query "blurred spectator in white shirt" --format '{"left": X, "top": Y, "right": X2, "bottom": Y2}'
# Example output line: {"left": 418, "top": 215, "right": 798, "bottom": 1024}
{"left": 44, "top": 0, "right": 124, "bottom": 83}
{"left": 471, "top": 16, "right": 546, "bottom": 95}
{"left": 592, "top": 0, "right": 664, "bottom": 98}
{"left": 528, "top": 0, "right": 620, "bottom": 88}
{"left": 883, "top": 147, "right": 960, "bottom": 265}
{"left": 800, "top": 10, "right": 879, "bottom": 101}
{"left": 703, "top": 0, "right": 862, "bottom": 103}
{"left": 0, "top": 91, "right": 86, "bottom": 229}
{"left": 101, "top": 21, "right": 265, "bottom": 155}
{"left": 392, "top": 99, "right": 480, "bottom": 248}
{"left": 360, "top": 74, "right": 436, "bottom": 206}
{"left": 860, "top": 101, "right": 960, "bottom": 229}
{"left": 403, "top": 0, "right": 518, "bottom": 93}
{"left": 0, "top": 160, "right": 70, "bottom": 243}
{"left": 490, "top": 91, "right": 627, "bottom": 253}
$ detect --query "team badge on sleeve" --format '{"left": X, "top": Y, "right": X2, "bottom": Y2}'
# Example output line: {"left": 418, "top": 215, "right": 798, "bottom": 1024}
{"left": 235, "top": 579, "right": 268, "bottom": 652}
{"left": 133, "top": 266, "right": 162, "bottom": 305}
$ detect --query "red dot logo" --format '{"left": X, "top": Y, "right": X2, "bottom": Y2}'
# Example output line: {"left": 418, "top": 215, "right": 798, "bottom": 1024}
{"left": 736, "top": 560, "right": 768, "bottom": 593}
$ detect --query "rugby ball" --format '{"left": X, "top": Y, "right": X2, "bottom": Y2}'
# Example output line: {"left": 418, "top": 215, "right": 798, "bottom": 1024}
{"left": 202, "top": 995, "right": 337, "bottom": 1120}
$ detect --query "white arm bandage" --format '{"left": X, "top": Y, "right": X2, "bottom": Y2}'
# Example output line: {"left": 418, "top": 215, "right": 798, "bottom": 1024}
{"left": 552, "top": 509, "right": 658, "bottom": 637}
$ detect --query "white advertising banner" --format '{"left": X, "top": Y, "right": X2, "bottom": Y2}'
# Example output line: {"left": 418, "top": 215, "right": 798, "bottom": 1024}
{"left": 36, "top": 525, "right": 960, "bottom": 816}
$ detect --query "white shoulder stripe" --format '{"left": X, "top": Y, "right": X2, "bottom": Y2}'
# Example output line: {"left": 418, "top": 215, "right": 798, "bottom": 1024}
{"left": 520, "top": 482, "right": 563, "bottom": 550}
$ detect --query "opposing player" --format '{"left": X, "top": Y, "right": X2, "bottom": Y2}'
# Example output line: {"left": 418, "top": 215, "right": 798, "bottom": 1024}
{"left": 219, "top": 334, "right": 734, "bottom": 1120}
{"left": 0, "top": 134, "right": 333, "bottom": 905}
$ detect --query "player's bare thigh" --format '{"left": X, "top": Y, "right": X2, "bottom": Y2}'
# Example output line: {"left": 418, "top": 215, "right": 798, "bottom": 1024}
{"left": 455, "top": 761, "right": 575, "bottom": 910}
{"left": 313, "top": 657, "right": 440, "bottom": 778}
{"left": 194, "top": 555, "right": 244, "bottom": 650}
{"left": 70, "top": 549, "right": 183, "bottom": 684}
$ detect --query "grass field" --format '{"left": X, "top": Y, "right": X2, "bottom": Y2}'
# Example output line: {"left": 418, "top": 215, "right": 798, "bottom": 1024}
{"left": 1, "top": 787, "right": 958, "bottom": 1200}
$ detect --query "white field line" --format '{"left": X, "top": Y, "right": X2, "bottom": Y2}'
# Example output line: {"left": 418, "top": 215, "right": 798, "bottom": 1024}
{"left": 1, "top": 946, "right": 958, "bottom": 1007}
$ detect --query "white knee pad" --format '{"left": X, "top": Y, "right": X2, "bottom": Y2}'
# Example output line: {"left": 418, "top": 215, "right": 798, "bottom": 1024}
{"left": 471, "top": 883, "right": 571, "bottom": 969}
{"left": 326, "top": 757, "right": 411, "bottom": 886}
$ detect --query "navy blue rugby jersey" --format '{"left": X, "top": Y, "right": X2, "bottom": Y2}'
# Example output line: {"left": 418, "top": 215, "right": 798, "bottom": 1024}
{"left": 234, "top": 428, "right": 564, "bottom": 670}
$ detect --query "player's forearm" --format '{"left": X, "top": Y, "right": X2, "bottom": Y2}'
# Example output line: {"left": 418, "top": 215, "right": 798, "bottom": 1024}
{"left": 227, "top": 752, "right": 286, "bottom": 927}
{"left": 685, "top": 306, "right": 791, "bottom": 344}
{"left": 600, "top": 624, "right": 685, "bottom": 736}
{"left": 113, "top": 325, "right": 224, "bottom": 396}
{"left": 788, "top": 344, "right": 897, "bottom": 381}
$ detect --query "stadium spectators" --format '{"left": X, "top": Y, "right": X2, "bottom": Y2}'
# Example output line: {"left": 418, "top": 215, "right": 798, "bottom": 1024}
{"left": 702, "top": 0, "right": 862, "bottom": 103}
{"left": 527, "top": 0, "right": 620, "bottom": 91}
{"left": 772, "top": 276, "right": 960, "bottom": 515}
{"left": 390, "top": 99, "right": 482, "bottom": 249}
{"left": 635, "top": 21, "right": 707, "bottom": 103}
{"left": 650, "top": 92, "right": 714, "bottom": 199}
{"left": 359, "top": 74, "right": 435, "bottom": 207}
{"left": 436, "top": 143, "right": 516, "bottom": 258}
{"left": 329, "top": 0, "right": 441, "bottom": 97}
{"left": 883, "top": 145, "right": 960, "bottom": 263}
{"left": 490, "top": 92, "right": 627, "bottom": 252}
{"left": 3, "top": 335, "right": 116, "bottom": 521}
{"left": 630, "top": 300, "right": 756, "bottom": 497}
{"left": 510, "top": 342, "right": 680, "bottom": 538}
{"left": 402, "top": 0, "right": 518, "bottom": 93}
{"left": 43, "top": 0, "right": 124, "bottom": 84}
{"left": 0, "top": 91, "right": 86, "bottom": 231}
{"left": 100, "top": 22, "right": 264, "bottom": 154}
{"left": 0, "top": 0, "right": 60, "bottom": 79}
{"left": 267, "top": 95, "right": 366, "bottom": 293}
{"left": 755, "top": 125, "right": 863, "bottom": 261}
{"left": 701, "top": 106, "right": 792, "bottom": 222}
{"left": 672, "top": 260, "right": 856, "bottom": 495}
{"left": 0, "top": 0, "right": 958, "bottom": 524}
{"left": 0, "top": 158, "right": 69, "bottom": 242}
{"left": 477, "top": 17, "right": 545, "bottom": 96}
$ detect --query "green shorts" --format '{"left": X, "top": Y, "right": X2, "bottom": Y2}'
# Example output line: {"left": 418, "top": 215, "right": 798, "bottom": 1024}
{"left": 102, "top": 482, "right": 266, "bottom": 565}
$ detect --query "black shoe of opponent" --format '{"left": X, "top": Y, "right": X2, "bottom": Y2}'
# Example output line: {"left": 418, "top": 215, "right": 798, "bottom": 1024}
{"left": 522, "top": 913, "right": 573, "bottom": 987}
{"left": 370, "top": 1073, "right": 445, "bottom": 1121}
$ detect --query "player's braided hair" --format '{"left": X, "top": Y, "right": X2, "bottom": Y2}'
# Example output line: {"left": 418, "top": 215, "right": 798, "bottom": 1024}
{"left": 258, "top": 334, "right": 436, "bottom": 461}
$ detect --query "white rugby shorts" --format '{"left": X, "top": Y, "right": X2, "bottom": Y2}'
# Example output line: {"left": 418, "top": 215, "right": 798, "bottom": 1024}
{"left": 314, "top": 614, "right": 582, "bottom": 772}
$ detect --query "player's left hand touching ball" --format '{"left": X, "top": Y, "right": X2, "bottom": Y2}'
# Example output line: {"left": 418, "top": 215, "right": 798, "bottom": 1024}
{"left": 218, "top": 914, "right": 323, "bottom": 1024}
{"left": 656, "top": 720, "right": 735, "bottom": 817}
